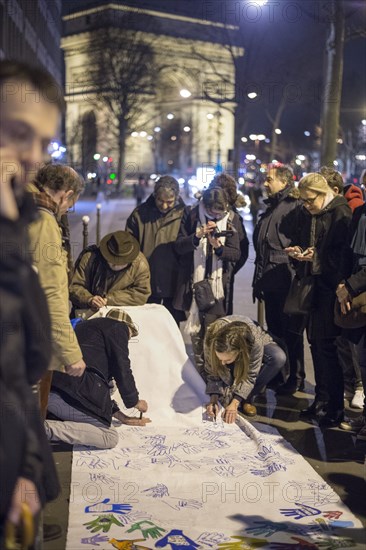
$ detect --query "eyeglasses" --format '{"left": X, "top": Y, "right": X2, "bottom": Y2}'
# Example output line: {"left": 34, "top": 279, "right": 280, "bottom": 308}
{"left": 300, "top": 194, "right": 319, "bottom": 206}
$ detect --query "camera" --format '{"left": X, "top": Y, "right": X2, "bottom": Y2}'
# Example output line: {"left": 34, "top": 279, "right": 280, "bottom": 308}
{"left": 212, "top": 229, "right": 234, "bottom": 238}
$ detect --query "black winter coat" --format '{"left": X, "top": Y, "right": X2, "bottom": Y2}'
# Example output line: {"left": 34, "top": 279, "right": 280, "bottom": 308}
{"left": 296, "top": 195, "right": 352, "bottom": 340}
{"left": 252, "top": 186, "right": 302, "bottom": 298}
{"left": 0, "top": 196, "right": 59, "bottom": 533}
{"left": 343, "top": 203, "right": 366, "bottom": 345}
{"left": 51, "top": 318, "right": 139, "bottom": 425}
{"left": 126, "top": 194, "right": 186, "bottom": 297}
{"left": 173, "top": 205, "right": 241, "bottom": 313}
{"left": 345, "top": 203, "right": 366, "bottom": 296}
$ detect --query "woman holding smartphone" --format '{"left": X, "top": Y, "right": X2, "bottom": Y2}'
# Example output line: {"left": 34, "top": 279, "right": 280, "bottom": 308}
{"left": 285, "top": 173, "right": 352, "bottom": 427}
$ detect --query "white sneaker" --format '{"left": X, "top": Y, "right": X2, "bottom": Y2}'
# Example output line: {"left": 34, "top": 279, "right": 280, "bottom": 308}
{"left": 344, "top": 389, "right": 353, "bottom": 401}
{"left": 351, "top": 389, "right": 365, "bottom": 410}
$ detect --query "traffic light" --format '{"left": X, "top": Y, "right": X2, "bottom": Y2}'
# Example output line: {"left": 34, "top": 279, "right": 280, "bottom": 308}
{"left": 107, "top": 172, "right": 116, "bottom": 185}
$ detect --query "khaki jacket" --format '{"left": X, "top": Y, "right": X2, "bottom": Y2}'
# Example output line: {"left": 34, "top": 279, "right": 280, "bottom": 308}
{"left": 27, "top": 186, "right": 82, "bottom": 370}
{"left": 69, "top": 249, "right": 151, "bottom": 308}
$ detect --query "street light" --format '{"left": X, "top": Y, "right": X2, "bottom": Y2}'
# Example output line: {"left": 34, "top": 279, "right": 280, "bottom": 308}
{"left": 275, "top": 128, "right": 282, "bottom": 135}
{"left": 183, "top": 126, "right": 191, "bottom": 132}
{"left": 248, "top": 92, "right": 258, "bottom": 99}
{"left": 180, "top": 89, "right": 191, "bottom": 98}
{"left": 167, "top": 113, "right": 174, "bottom": 120}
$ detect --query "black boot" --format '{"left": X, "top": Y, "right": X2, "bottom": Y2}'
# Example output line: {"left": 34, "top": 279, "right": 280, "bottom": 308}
{"left": 319, "top": 409, "right": 344, "bottom": 428}
{"left": 300, "top": 400, "right": 328, "bottom": 417}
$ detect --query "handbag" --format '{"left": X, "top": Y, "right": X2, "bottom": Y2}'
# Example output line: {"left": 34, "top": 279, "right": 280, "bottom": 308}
{"left": 193, "top": 279, "right": 216, "bottom": 312}
{"left": 283, "top": 273, "right": 314, "bottom": 316}
{"left": 334, "top": 291, "right": 366, "bottom": 329}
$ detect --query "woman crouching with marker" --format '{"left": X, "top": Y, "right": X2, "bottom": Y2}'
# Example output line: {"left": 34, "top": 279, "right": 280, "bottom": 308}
{"left": 204, "top": 316, "right": 287, "bottom": 423}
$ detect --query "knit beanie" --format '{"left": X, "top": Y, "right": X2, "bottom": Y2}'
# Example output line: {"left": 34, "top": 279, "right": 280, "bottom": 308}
{"left": 298, "top": 173, "right": 329, "bottom": 195}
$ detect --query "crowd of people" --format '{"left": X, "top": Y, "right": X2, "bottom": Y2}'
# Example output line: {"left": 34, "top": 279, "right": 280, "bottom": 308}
{"left": 1, "top": 58, "right": 366, "bottom": 546}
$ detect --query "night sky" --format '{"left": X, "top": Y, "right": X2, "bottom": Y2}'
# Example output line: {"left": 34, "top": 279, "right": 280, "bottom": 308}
{"left": 62, "top": 1, "right": 366, "bottom": 149}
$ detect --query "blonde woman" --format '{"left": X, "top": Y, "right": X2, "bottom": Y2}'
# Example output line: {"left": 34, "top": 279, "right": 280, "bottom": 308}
{"left": 204, "top": 316, "right": 286, "bottom": 422}
{"left": 285, "top": 172, "right": 352, "bottom": 427}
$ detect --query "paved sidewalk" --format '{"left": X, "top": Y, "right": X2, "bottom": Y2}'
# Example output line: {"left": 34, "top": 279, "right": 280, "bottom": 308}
{"left": 43, "top": 197, "right": 366, "bottom": 549}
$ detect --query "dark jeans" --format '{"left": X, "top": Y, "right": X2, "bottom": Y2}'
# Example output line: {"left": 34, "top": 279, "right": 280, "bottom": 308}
{"left": 247, "top": 343, "right": 287, "bottom": 400}
{"left": 264, "top": 290, "right": 305, "bottom": 385}
{"left": 337, "top": 334, "right": 362, "bottom": 392}
{"left": 308, "top": 337, "right": 344, "bottom": 412}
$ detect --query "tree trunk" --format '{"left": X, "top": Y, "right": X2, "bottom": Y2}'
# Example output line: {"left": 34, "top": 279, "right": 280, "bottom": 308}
{"left": 233, "top": 105, "right": 246, "bottom": 179}
{"left": 117, "top": 118, "right": 127, "bottom": 192}
{"left": 232, "top": 55, "right": 247, "bottom": 179}
{"left": 269, "top": 96, "right": 287, "bottom": 162}
{"left": 320, "top": 0, "right": 345, "bottom": 166}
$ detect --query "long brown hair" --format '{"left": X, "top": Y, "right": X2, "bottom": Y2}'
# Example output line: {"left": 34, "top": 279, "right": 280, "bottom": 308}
{"left": 206, "top": 321, "right": 252, "bottom": 383}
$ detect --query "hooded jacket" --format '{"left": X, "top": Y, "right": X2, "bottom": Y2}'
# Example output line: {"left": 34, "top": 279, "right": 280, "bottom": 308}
{"left": 252, "top": 185, "right": 302, "bottom": 298}
{"left": 126, "top": 194, "right": 186, "bottom": 298}
{"left": 344, "top": 184, "right": 365, "bottom": 213}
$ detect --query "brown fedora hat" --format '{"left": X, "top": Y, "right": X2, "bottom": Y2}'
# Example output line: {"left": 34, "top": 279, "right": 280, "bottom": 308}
{"left": 99, "top": 231, "right": 139, "bottom": 265}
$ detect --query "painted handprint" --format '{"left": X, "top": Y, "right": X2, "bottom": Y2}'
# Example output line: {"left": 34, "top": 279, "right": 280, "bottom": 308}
{"left": 127, "top": 520, "right": 165, "bottom": 539}
{"left": 85, "top": 498, "right": 132, "bottom": 514}
{"left": 81, "top": 533, "right": 109, "bottom": 546}
{"left": 109, "top": 538, "right": 150, "bottom": 550}
{"left": 83, "top": 514, "right": 124, "bottom": 533}
{"left": 246, "top": 521, "right": 289, "bottom": 537}
{"left": 142, "top": 484, "right": 202, "bottom": 511}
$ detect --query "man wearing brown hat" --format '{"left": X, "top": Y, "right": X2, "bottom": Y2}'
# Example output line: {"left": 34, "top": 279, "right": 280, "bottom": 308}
{"left": 70, "top": 230, "right": 151, "bottom": 312}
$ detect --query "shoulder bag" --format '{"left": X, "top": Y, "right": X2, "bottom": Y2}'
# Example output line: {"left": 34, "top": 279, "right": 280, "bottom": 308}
{"left": 334, "top": 291, "right": 366, "bottom": 329}
{"left": 193, "top": 279, "right": 216, "bottom": 312}
{"left": 283, "top": 263, "right": 314, "bottom": 316}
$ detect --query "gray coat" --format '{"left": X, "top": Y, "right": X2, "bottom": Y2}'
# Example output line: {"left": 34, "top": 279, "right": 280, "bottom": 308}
{"left": 204, "top": 315, "right": 274, "bottom": 404}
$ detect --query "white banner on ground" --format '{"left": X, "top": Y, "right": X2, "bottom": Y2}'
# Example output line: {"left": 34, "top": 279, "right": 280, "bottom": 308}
{"left": 66, "top": 305, "right": 364, "bottom": 549}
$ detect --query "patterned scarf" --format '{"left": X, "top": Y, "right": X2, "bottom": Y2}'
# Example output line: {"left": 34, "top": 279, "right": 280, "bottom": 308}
{"left": 185, "top": 201, "right": 230, "bottom": 335}
{"left": 32, "top": 189, "right": 59, "bottom": 217}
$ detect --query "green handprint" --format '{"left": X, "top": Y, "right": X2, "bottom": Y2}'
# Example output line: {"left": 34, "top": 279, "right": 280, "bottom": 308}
{"left": 218, "top": 536, "right": 268, "bottom": 549}
{"left": 84, "top": 514, "right": 124, "bottom": 533}
{"left": 127, "top": 520, "right": 166, "bottom": 539}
